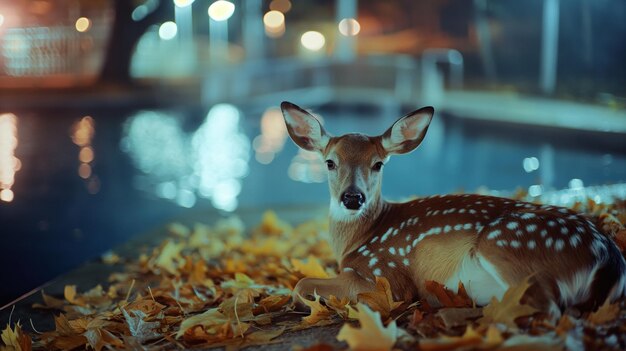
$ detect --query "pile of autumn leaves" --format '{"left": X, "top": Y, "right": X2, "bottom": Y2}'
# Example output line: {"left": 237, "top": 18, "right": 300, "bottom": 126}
{"left": 2, "top": 200, "right": 626, "bottom": 351}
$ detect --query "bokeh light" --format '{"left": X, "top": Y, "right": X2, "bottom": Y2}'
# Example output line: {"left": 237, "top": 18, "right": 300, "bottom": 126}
{"left": 338, "top": 18, "right": 361, "bottom": 36}
{"left": 208, "top": 0, "right": 235, "bottom": 22}
{"left": 300, "top": 31, "right": 325, "bottom": 51}
{"left": 269, "top": 0, "right": 291, "bottom": 13}
{"left": 522, "top": 156, "right": 539, "bottom": 173}
{"left": 159, "top": 21, "right": 178, "bottom": 40}
{"left": 0, "top": 113, "right": 19, "bottom": 203}
{"left": 173, "top": 0, "right": 195, "bottom": 8}
{"left": 0, "top": 14, "right": 4, "bottom": 27}
{"left": 75, "top": 17, "right": 91, "bottom": 32}
{"left": 253, "top": 107, "right": 288, "bottom": 164}
{"left": 264, "top": 11, "right": 285, "bottom": 29}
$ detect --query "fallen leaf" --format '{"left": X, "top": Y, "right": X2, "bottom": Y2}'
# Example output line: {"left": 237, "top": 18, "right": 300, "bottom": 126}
{"left": 436, "top": 307, "right": 483, "bottom": 328}
{"left": 418, "top": 325, "right": 502, "bottom": 351}
{"left": 357, "top": 277, "right": 404, "bottom": 321}
{"left": 300, "top": 293, "right": 334, "bottom": 326}
{"left": 336, "top": 303, "right": 397, "bottom": 351}
{"left": 291, "top": 255, "right": 330, "bottom": 279}
{"left": 424, "top": 281, "right": 473, "bottom": 308}
{"left": 587, "top": 298, "right": 620, "bottom": 325}
{"left": 176, "top": 308, "right": 229, "bottom": 339}
{"left": 122, "top": 309, "right": 162, "bottom": 343}
{"left": 1, "top": 321, "right": 32, "bottom": 351}
{"left": 477, "top": 277, "right": 538, "bottom": 329}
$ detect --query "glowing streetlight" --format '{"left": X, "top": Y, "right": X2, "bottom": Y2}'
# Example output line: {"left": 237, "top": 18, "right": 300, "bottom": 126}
{"left": 338, "top": 18, "right": 360, "bottom": 36}
{"left": 75, "top": 17, "right": 91, "bottom": 32}
{"left": 208, "top": 0, "right": 235, "bottom": 22}
{"left": 173, "top": 0, "right": 195, "bottom": 8}
{"left": 159, "top": 21, "right": 178, "bottom": 40}
{"left": 300, "top": 31, "right": 325, "bottom": 51}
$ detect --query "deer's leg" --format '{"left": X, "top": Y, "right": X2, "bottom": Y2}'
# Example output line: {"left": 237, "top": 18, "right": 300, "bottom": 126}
{"left": 293, "top": 270, "right": 376, "bottom": 306}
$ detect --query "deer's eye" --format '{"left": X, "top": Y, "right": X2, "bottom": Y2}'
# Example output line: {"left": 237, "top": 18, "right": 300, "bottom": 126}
{"left": 372, "top": 161, "right": 384, "bottom": 171}
{"left": 326, "top": 160, "right": 336, "bottom": 170}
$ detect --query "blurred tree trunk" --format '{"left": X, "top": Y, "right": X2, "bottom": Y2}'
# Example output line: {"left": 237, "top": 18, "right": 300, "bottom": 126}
{"left": 99, "top": 0, "right": 170, "bottom": 85}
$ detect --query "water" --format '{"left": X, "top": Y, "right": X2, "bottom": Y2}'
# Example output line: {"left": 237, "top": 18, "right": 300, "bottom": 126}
{"left": 1, "top": 101, "right": 625, "bottom": 304}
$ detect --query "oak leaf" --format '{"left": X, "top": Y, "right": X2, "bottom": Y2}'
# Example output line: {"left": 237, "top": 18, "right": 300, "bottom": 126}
{"left": 477, "top": 277, "right": 538, "bottom": 329}
{"left": 300, "top": 293, "right": 334, "bottom": 326}
{"left": 357, "top": 277, "right": 404, "bottom": 321}
{"left": 336, "top": 303, "right": 397, "bottom": 351}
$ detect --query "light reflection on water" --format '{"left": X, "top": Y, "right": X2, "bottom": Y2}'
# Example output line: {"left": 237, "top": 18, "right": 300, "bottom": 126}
{"left": 0, "top": 113, "right": 20, "bottom": 202}
{"left": 253, "top": 107, "right": 288, "bottom": 165}
{"left": 71, "top": 116, "right": 99, "bottom": 193}
{"left": 121, "top": 105, "right": 250, "bottom": 211}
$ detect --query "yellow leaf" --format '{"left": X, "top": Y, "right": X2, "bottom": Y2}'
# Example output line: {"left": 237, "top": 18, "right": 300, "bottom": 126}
{"left": 336, "top": 303, "right": 397, "bottom": 351}
{"left": 154, "top": 240, "right": 185, "bottom": 275}
{"left": 1, "top": 321, "right": 32, "bottom": 351}
{"left": 588, "top": 298, "right": 620, "bottom": 325}
{"left": 357, "top": 277, "right": 403, "bottom": 320}
{"left": 300, "top": 293, "right": 334, "bottom": 326}
{"left": 419, "top": 325, "right": 503, "bottom": 351}
{"left": 477, "top": 277, "right": 538, "bottom": 329}
{"left": 291, "top": 255, "right": 330, "bottom": 279}
{"left": 176, "top": 308, "right": 229, "bottom": 338}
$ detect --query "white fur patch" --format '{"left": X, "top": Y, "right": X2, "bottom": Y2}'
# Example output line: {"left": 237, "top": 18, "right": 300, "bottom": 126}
{"left": 444, "top": 254, "right": 509, "bottom": 306}
{"left": 556, "top": 264, "right": 601, "bottom": 306}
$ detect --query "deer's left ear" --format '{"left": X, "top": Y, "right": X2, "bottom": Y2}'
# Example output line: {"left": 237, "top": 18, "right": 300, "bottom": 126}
{"left": 381, "top": 106, "right": 434, "bottom": 155}
{"left": 281, "top": 101, "right": 330, "bottom": 154}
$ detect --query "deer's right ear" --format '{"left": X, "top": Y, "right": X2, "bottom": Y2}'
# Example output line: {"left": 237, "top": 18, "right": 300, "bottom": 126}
{"left": 381, "top": 106, "right": 434, "bottom": 155}
{"left": 281, "top": 101, "right": 330, "bottom": 154}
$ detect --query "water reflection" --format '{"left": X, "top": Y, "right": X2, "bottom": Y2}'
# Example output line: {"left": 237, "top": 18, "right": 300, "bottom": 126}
{"left": 0, "top": 113, "right": 19, "bottom": 202}
{"left": 121, "top": 105, "right": 250, "bottom": 211}
{"left": 71, "top": 116, "right": 99, "bottom": 194}
{"left": 253, "top": 107, "right": 288, "bottom": 165}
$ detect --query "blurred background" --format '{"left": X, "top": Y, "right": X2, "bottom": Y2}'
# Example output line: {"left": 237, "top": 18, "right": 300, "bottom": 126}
{"left": 0, "top": 0, "right": 625, "bottom": 305}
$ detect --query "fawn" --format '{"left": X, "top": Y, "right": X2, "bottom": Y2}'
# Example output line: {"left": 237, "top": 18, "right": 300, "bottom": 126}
{"left": 281, "top": 101, "right": 626, "bottom": 316}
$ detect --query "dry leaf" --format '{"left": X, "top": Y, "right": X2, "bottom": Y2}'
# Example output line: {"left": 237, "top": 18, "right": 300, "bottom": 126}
{"left": 291, "top": 255, "right": 330, "bottom": 279}
{"left": 587, "top": 299, "right": 620, "bottom": 325}
{"left": 176, "top": 308, "right": 229, "bottom": 338}
{"left": 122, "top": 309, "right": 162, "bottom": 343}
{"left": 300, "top": 293, "right": 334, "bottom": 326}
{"left": 424, "top": 281, "right": 473, "bottom": 308}
{"left": 357, "top": 277, "right": 404, "bottom": 321}
{"left": 1, "top": 321, "right": 32, "bottom": 351}
{"left": 419, "top": 325, "right": 502, "bottom": 351}
{"left": 336, "top": 303, "right": 397, "bottom": 351}
{"left": 478, "top": 277, "right": 538, "bottom": 329}
{"left": 436, "top": 307, "right": 483, "bottom": 328}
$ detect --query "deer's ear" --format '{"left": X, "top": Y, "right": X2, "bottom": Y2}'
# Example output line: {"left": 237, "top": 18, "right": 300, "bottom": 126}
{"left": 381, "top": 106, "right": 434, "bottom": 155}
{"left": 281, "top": 101, "right": 330, "bottom": 154}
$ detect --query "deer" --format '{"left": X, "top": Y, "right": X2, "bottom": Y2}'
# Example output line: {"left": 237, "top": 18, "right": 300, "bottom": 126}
{"left": 281, "top": 101, "right": 626, "bottom": 317}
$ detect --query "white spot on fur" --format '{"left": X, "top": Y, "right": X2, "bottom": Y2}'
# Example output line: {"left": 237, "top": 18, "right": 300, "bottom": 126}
{"left": 362, "top": 250, "right": 370, "bottom": 256}
{"left": 380, "top": 228, "right": 393, "bottom": 243}
{"left": 591, "top": 240, "right": 607, "bottom": 257}
{"left": 510, "top": 240, "right": 521, "bottom": 248}
{"left": 392, "top": 228, "right": 399, "bottom": 236}
{"left": 526, "top": 224, "right": 537, "bottom": 232}
{"left": 405, "top": 234, "right": 411, "bottom": 241}
{"left": 576, "top": 226, "right": 585, "bottom": 234}
{"left": 370, "top": 236, "right": 379, "bottom": 244}
{"left": 556, "top": 265, "right": 601, "bottom": 306}
{"left": 388, "top": 261, "right": 396, "bottom": 268}
{"left": 444, "top": 225, "right": 452, "bottom": 233}
{"left": 412, "top": 238, "right": 419, "bottom": 247}
{"left": 558, "top": 208, "right": 569, "bottom": 214}
{"left": 481, "top": 209, "right": 488, "bottom": 214}
{"left": 521, "top": 213, "right": 536, "bottom": 220}
{"left": 463, "top": 223, "right": 473, "bottom": 230}
{"left": 548, "top": 220, "right": 556, "bottom": 227}
{"left": 402, "top": 258, "right": 409, "bottom": 266}
{"left": 454, "top": 224, "right": 462, "bottom": 230}
{"left": 459, "top": 209, "right": 466, "bottom": 214}
{"left": 560, "top": 227, "right": 569, "bottom": 235}
{"left": 487, "top": 230, "right": 502, "bottom": 240}
{"left": 496, "top": 240, "right": 508, "bottom": 247}
{"left": 368, "top": 257, "right": 378, "bottom": 267}
{"left": 570, "top": 234, "right": 582, "bottom": 247}
{"left": 555, "top": 239, "right": 565, "bottom": 251}
{"left": 507, "top": 222, "right": 519, "bottom": 230}
{"left": 469, "top": 209, "right": 477, "bottom": 214}
{"left": 373, "top": 268, "right": 382, "bottom": 276}
{"left": 527, "top": 240, "right": 536, "bottom": 249}
{"left": 405, "top": 245, "right": 411, "bottom": 253}
{"left": 398, "top": 248, "right": 406, "bottom": 256}
{"left": 546, "top": 237, "right": 554, "bottom": 248}
{"left": 343, "top": 267, "right": 354, "bottom": 273}
{"left": 358, "top": 245, "right": 366, "bottom": 252}
{"left": 540, "top": 229, "right": 548, "bottom": 238}
{"left": 388, "top": 247, "right": 396, "bottom": 255}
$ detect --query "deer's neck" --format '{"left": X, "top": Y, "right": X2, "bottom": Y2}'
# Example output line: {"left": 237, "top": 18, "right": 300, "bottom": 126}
{"left": 329, "top": 197, "right": 389, "bottom": 263}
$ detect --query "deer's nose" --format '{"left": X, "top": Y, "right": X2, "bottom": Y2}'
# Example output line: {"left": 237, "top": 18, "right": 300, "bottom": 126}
{"left": 341, "top": 189, "right": 365, "bottom": 210}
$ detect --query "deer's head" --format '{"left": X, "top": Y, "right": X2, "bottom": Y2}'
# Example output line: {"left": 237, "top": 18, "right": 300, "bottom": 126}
{"left": 281, "top": 102, "right": 434, "bottom": 222}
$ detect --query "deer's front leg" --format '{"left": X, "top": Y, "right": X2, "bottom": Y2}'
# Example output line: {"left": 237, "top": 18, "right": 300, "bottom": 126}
{"left": 293, "top": 270, "right": 375, "bottom": 306}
